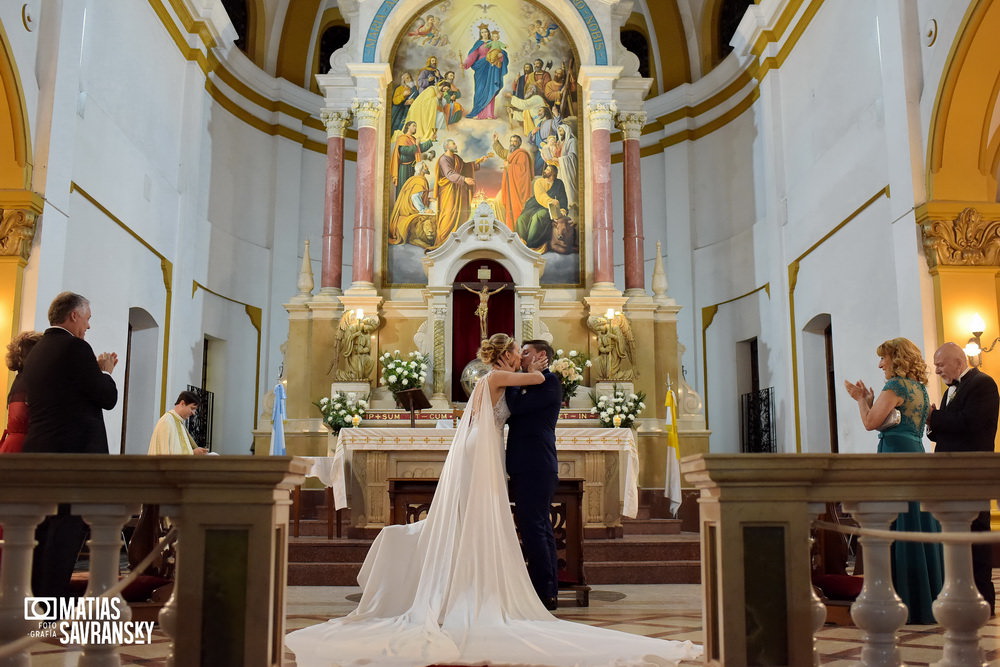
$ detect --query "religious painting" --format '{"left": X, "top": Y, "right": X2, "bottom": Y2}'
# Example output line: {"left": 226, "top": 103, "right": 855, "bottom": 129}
{"left": 383, "top": 0, "right": 582, "bottom": 287}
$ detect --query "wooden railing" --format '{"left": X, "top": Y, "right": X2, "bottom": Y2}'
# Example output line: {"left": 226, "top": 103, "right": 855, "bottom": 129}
{"left": 0, "top": 455, "right": 306, "bottom": 667}
{"left": 682, "top": 453, "right": 1000, "bottom": 667}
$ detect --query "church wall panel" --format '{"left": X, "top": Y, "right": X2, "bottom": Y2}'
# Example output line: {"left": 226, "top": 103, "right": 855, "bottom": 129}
{"left": 776, "top": 1, "right": 890, "bottom": 258}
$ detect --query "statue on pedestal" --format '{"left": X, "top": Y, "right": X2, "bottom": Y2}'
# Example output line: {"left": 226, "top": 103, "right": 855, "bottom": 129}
{"left": 335, "top": 310, "right": 381, "bottom": 381}
{"left": 587, "top": 311, "right": 636, "bottom": 381}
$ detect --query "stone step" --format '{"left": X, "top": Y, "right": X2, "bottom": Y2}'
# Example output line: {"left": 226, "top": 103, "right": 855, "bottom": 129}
{"left": 585, "top": 560, "right": 701, "bottom": 585}
{"left": 621, "top": 518, "right": 682, "bottom": 535}
{"left": 583, "top": 535, "right": 699, "bottom": 562}
{"left": 288, "top": 562, "right": 362, "bottom": 587}
{"left": 288, "top": 538, "right": 373, "bottom": 562}
{"left": 288, "top": 533, "right": 702, "bottom": 586}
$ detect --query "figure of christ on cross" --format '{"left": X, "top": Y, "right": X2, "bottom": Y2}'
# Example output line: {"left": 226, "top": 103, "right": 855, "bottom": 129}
{"left": 462, "top": 283, "right": 507, "bottom": 341}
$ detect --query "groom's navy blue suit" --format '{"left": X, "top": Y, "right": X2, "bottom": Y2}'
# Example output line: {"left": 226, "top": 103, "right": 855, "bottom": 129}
{"left": 506, "top": 369, "right": 562, "bottom": 603}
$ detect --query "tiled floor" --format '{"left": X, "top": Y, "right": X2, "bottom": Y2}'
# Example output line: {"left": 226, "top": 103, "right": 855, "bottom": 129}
{"left": 25, "top": 577, "right": 1000, "bottom": 665}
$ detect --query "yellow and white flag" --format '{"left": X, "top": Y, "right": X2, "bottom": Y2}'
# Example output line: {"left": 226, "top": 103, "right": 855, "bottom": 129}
{"left": 664, "top": 388, "right": 681, "bottom": 517}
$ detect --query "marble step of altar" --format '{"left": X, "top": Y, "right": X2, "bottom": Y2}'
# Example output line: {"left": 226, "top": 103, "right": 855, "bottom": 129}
{"left": 287, "top": 528, "right": 701, "bottom": 586}
{"left": 622, "top": 517, "right": 682, "bottom": 535}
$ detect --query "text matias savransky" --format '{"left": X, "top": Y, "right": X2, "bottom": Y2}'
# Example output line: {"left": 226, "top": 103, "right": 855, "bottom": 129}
{"left": 25, "top": 596, "right": 155, "bottom": 645}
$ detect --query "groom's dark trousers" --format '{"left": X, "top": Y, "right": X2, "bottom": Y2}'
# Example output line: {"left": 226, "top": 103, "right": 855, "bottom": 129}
{"left": 926, "top": 366, "right": 999, "bottom": 616}
{"left": 506, "top": 370, "right": 562, "bottom": 603}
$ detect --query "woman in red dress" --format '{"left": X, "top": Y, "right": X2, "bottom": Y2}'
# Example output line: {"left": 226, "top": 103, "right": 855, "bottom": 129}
{"left": 1, "top": 331, "right": 42, "bottom": 453}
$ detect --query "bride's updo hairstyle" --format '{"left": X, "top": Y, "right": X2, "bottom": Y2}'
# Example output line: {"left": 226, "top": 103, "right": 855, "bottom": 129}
{"left": 478, "top": 333, "right": 516, "bottom": 366}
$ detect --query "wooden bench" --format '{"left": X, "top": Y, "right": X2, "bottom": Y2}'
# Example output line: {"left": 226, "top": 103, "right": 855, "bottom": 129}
{"left": 388, "top": 477, "right": 590, "bottom": 606}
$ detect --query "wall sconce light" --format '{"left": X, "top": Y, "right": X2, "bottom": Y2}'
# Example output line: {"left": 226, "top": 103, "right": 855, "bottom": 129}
{"left": 965, "top": 313, "right": 999, "bottom": 367}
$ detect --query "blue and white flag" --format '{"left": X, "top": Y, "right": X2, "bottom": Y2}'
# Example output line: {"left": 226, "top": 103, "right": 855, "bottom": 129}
{"left": 270, "top": 382, "right": 287, "bottom": 456}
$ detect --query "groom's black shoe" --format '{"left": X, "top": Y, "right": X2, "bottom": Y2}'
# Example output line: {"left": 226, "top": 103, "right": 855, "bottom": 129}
{"left": 543, "top": 597, "right": 558, "bottom": 611}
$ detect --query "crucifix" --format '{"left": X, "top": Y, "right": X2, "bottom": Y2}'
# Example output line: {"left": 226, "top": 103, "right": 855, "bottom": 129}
{"left": 460, "top": 281, "right": 508, "bottom": 341}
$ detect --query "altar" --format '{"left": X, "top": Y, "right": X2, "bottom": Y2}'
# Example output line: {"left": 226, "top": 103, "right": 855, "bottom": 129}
{"left": 333, "top": 427, "right": 638, "bottom": 538}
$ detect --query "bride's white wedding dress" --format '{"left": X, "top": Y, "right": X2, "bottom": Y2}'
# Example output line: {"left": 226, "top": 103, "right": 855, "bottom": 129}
{"left": 286, "top": 374, "right": 702, "bottom": 667}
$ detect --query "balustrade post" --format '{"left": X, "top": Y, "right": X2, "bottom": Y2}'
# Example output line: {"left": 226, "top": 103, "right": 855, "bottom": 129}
{"left": 923, "top": 500, "right": 991, "bottom": 667}
{"left": 808, "top": 504, "right": 828, "bottom": 667}
{"left": 157, "top": 505, "right": 181, "bottom": 667}
{"left": 78, "top": 504, "right": 139, "bottom": 667}
{"left": 0, "top": 503, "right": 56, "bottom": 667}
{"left": 842, "top": 501, "right": 908, "bottom": 667}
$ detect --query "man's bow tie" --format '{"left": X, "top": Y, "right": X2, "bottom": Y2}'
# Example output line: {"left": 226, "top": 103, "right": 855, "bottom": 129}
{"left": 948, "top": 379, "right": 961, "bottom": 387}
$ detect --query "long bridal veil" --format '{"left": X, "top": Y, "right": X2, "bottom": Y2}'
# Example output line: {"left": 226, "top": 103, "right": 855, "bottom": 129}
{"left": 286, "top": 376, "right": 702, "bottom": 667}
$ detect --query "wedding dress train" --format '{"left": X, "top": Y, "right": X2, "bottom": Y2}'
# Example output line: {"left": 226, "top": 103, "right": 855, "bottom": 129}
{"left": 286, "top": 375, "right": 702, "bottom": 667}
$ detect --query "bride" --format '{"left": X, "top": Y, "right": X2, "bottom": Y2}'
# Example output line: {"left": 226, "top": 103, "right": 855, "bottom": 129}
{"left": 287, "top": 333, "right": 702, "bottom": 666}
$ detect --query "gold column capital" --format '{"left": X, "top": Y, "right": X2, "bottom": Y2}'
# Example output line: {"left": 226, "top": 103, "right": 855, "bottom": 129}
{"left": 921, "top": 206, "right": 1000, "bottom": 268}
{"left": 587, "top": 102, "right": 618, "bottom": 132}
{"left": 616, "top": 111, "right": 647, "bottom": 140}
{"left": 320, "top": 110, "right": 352, "bottom": 138}
{"left": 351, "top": 98, "right": 383, "bottom": 129}
{"left": 0, "top": 207, "right": 38, "bottom": 261}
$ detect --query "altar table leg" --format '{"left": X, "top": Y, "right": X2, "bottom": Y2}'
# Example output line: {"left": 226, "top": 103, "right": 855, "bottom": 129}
{"left": 326, "top": 487, "right": 335, "bottom": 540}
{"left": 293, "top": 486, "right": 301, "bottom": 538}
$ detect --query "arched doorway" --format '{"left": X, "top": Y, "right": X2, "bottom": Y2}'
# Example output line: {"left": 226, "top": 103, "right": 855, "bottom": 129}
{"left": 121, "top": 308, "right": 160, "bottom": 454}
{"left": 451, "top": 259, "right": 514, "bottom": 399}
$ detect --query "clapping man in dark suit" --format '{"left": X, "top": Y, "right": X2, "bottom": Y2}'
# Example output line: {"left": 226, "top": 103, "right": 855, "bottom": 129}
{"left": 505, "top": 339, "right": 562, "bottom": 610}
{"left": 927, "top": 341, "right": 998, "bottom": 616}
{"left": 22, "top": 292, "right": 119, "bottom": 597}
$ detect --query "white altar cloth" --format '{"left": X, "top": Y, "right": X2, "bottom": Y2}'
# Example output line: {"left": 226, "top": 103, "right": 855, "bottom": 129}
{"left": 333, "top": 427, "right": 639, "bottom": 518}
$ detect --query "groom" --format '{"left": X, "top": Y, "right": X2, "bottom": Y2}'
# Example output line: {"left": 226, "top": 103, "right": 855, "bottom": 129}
{"left": 505, "top": 339, "right": 562, "bottom": 610}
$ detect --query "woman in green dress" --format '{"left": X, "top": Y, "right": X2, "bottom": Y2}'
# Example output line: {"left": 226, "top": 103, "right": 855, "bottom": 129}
{"left": 844, "top": 337, "right": 944, "bottom": 624}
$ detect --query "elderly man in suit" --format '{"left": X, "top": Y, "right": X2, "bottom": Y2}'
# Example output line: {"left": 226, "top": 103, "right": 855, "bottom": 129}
{"left": 22, "top": 291, "right": 119, "bottom": 597}
{"left": 927, "top": 341, "right": 999, "bottom": 616}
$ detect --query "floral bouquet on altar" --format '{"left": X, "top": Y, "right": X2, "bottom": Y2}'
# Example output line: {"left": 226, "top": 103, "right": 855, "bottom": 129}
{"left": 315, "top": 392, "right": 368, "bottom": 434}
{"left": 379, "top": 350, "right": 429, "bottom": 394}
{"left": 590, "top": 385, "right": 646, "bottom": 428}
{"left": 550, "top": 349, "right": 591, "bottom": 405}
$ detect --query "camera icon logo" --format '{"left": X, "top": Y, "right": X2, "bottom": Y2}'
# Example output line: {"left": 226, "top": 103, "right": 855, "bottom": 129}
{"left": 24, "top": 597, "right": 57, "bottom": 621}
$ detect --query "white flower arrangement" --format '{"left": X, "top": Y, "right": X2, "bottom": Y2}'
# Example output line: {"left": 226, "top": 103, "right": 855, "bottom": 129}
{"left": 590, "top": 385, "right": 646, "bottom": 428}
{"left": 379, "top": 350, "right": 429, "bottom": 394}
{"left": 549, "top": 349, "right": 592, "bottom": 403}
{"left": 315, "top": 392, "right": 368, "bottom": 434}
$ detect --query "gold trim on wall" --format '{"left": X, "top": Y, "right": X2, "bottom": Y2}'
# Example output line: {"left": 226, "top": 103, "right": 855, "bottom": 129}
{"left": 148, "top": 0, "right": 343, "bottom": 156}
{"left": 700, "top": 283, "right": 771, "bottom": 426}
{"left": 69, "top": 182, "right": 173, "bottom": 415}
{"left": 0, "top": 17, "right": 33, "bottom": 189}
{"left": 787, "top": 186, "right": 890, "bottom": 451}
{"left": 191, "top": 281, "right": 263, "bottom": 428}
{"left": 610, "top": 0, "right": 821, "bottom": 160}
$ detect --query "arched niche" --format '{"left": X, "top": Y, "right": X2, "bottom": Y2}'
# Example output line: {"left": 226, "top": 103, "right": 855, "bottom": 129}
{"left": 927, "top": 1, "right": 1000, "bottom": 201}
{"left": 451, "top": 259, "right": 514, "bottom": 397}
{"left": 361, "top": 0, "right": 608, "bottom": 67}
{"left": 422, "top": 215, "right": 546, "bottom": 402}
{"left": 424, "top": 217, "right": 545, "bottom": 288}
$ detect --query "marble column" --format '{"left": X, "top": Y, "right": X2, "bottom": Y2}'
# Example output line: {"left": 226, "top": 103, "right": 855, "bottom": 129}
{"left": 619, "top": 111, "right": 647, "bottom": 295}
{"left": 319, "top": 110, "right": 351, "bottom": 296}
{"left": 349, "top": 99, "right": 383, "bottom": 289}
{"left": 431, "top": 303, "right": 448, "bottom": 402}
{"left": 589, "top": 102, "right": 617, "bottom": 288}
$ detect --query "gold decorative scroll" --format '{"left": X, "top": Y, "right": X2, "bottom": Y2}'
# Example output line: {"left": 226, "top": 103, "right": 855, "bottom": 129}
{"left": 922, "top": 207, "right": 1000, "bottom": 267}
{"left": 0, "top": 208, "right": 37, "bottom": 260}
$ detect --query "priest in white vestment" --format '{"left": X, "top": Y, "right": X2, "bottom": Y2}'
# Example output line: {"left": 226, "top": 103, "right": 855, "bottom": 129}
{"left": 148, "top": 390, "right": 208, "bottom": 455}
